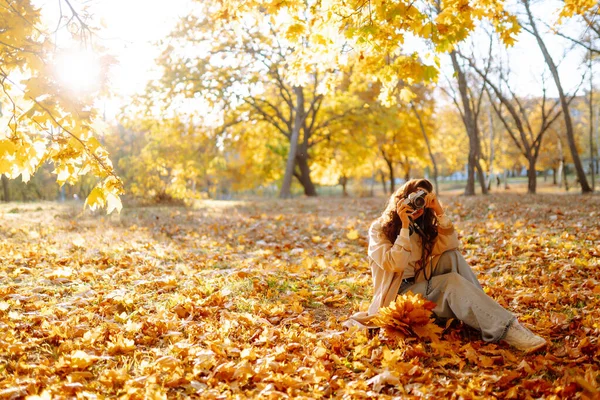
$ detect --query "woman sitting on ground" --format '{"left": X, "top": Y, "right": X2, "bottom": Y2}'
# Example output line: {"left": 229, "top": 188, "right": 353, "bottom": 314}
{"left": 345, "top": 179, "right": 546, "bottom": 353}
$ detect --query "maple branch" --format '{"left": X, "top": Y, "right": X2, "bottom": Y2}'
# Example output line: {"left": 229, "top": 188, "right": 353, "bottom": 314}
{"left": 0, "top": 70, "right": 18, "bottom": 134}
{"left": 270, "top": 66, "right": 294, "bottom": 109}
{"left": 333, "top": 0, "right": 370, "bottom": 20}
{"left": 305, "top": 95, "right": 324, "bottom": 135}
{"left": 538, "top": 18, "right": 600, "bottom": 54}
{"left": 62, "top": 0, "right": 93, "bottom": 43}
{"left": 248, "top": 44, "right": 294, "bottom": 111}
{"left": 503, "top": 81, "right": 535, "bottom": 142}
{"left": 243, "top": 97, "right": 290, "bottom": 138}
{"left": 535, "top": 109, "right": 561, "bottom": 149}
{"left": 464, "top": 55, "right": 533, "bottom": 155}
{"left": 254, "top": 97, "right": 292, "bottom": 130}
{"left": 582, "top": 14, "right": 600, "bottom": 37}
{"left": 537, "top": 83, "right": 561, "bottom": 142}
{"left": 566, "top": 71, "right": 588, "bottom": 105}
{"left": 440, "top": 71, "right": 468, "bottom": 124}
{"left": 0, "top": 73, "right": 118, "bottom": 182}
{"left": 0, "top": 39, "right": 41, "bottom": 54}
{"left": 485, "top": 87, "right": 526, "bottom": 157}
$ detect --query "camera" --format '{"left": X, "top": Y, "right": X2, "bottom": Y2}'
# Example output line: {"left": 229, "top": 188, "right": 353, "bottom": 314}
{"left": 402, "top": 189, "right": 427, "bottom": 210}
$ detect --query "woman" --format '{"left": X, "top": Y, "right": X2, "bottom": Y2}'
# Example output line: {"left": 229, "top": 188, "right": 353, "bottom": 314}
{"left": 345, "top": 179, "right": 546, "bottom": 353}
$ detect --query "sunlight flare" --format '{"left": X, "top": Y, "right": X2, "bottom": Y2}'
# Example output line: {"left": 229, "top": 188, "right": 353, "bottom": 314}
{"left": 54, "top": 50, "right": 101, "bottom": 94}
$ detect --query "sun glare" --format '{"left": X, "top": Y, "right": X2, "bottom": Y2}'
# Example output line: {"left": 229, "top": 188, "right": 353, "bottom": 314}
{"left": 54, "top": 50, "right": 101, "bottom": 94}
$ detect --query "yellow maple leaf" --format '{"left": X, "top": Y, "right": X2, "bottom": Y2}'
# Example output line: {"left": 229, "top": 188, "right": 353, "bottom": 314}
{"left": 399, "top": 87, "right": 416, "bottom": 102}
{"left": 346, "top": 229, "right": 359, "bottom": 240}
{"left": 69, "top": 350, "right": 97, "bottom": 369}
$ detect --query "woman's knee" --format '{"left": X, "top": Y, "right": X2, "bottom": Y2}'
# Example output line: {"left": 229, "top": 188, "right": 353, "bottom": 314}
{"left": 428, "top": 272, "right": 464, "bottom": 297}
{"left": 442, "top": 272, "right": 466, "bottom": 288}
{"left": 439, "top": 249, "right": 463, "bottom": 263}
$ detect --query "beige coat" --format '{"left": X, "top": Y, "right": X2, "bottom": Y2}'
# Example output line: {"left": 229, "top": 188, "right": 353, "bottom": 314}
{"left": 344, "top": 215, "right": 459, "bottom": 328}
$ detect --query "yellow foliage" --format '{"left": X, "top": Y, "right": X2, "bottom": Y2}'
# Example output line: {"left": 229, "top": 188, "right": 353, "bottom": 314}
{"left": 0, "top": 0, "right": 123, "bottom": 212}
{"left": 372, "top": 291, "right": 443, "bottom": 342}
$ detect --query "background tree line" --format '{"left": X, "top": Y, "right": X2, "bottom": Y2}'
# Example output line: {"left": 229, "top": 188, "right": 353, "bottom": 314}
{"left": 1, "top": 0, "right": 598, "bottom": 207}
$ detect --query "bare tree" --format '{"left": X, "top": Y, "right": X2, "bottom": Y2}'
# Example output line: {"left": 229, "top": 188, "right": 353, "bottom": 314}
{"left": 468, "top": 57, "right": 564, "bottom": 193}
{"left": 587, "top": 46, "right": 596, "bottom": 190}
{"left": 521, "top": 0, "right": 592, "bottom": 193}
{"left": 411, "top": 102, "right": 439, "bottom": 195}
{"left": 447, "top": 48, "right": 489, "bottom": 195}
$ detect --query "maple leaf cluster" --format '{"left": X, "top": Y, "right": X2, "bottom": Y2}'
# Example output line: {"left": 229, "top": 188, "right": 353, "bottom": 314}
{"left": 372, "top": 292, "right": 443, "bottom": 343}
{"left": 0, "top": 194, "right": 599, "bottom": 398}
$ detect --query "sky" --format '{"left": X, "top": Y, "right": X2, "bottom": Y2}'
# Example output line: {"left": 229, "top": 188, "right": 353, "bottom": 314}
{"left": 36, "top": 0, "right": 597, "bottom": 120}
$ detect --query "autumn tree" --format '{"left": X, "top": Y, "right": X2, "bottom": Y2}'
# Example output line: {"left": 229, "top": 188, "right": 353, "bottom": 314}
{"left": 202, "top": 1, "right": 520, "bottom": 190}
{"left": 0, "top": 0, "right": 123, "bottom": 211}
{"left": 358, "top": 97, "right": 429, "bottom": 193}
{"left": 104, "top": 116, "right": 224, "bottom": 202}
{"left": 151, "top": 1, "right": 369, "bottom": 198}
{"left": 432, "top": 105, "right": 469, "bottom": 178}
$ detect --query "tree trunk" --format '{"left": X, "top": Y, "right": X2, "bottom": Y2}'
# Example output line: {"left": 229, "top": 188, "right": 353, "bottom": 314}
{"left": 379, "top": 169, "right": 387, "bottom": 195}
{"left": 557, "top": 135, "right": 564, "bottom": 187}
{"left": 596, "top": 107, "right": 600, "bottom": 173}
{"left": 402, "top": 155, "right": 411, "bottom": 182}
{"left": 280, "top": 86, "right": 305, "bottom": 198}
{"left": 466, "top": 151, "right": 477, "bottom": 195}
{"left": 552, "top": 167, "right": 557, "bottom": 185}
{"left": 369, "top": 170, "right": 375, "bottom": 196}
{"left": 450, "top": 51, "right": 481, "bottom": 196}
{"left": 340, "top": 176, "right": 349, "bottom": 197}
{"left": 295, "top": 153, "right": 317, "bottom": 196}
{"left": 411, "top": 103, "right": 439, "bottom": 195}
{"left": 385, "top": 158, "right": 395, "bottom": 193}
{"left": 589, "top": 46, "right": 595, "bottom": 191}
{"left": 527, "top": 156, "right": 537, "bottom": 194}
{"left": 476, "top": 162, "right": 488, "bottom": 194}
{"left": 523, "top": 0, "right": 591, "bottom": 193}
{"left": 486, "top": 108, "right": 495, "bottom": 191}
{"left": 1, "top": 175, "right": 9, "bottom": 202}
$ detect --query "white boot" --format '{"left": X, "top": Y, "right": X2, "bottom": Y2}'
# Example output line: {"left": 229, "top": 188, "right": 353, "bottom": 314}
{"left": 503, "top": 320, "right": 547, "bottom": 353}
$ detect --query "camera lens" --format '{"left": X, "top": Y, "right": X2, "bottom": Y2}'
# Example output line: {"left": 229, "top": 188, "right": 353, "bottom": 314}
{"left": 413, "top": 197, "right": 426, "bottom": 209}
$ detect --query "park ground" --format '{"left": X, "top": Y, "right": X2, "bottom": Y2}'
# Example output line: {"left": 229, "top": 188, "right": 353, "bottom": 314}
{"left": 0, "top": 187, "right": 599, "bottom": 398}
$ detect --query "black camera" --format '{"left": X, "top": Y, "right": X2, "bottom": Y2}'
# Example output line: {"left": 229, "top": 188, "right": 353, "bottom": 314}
{"left": 402, "top": 189, "right": 427, "bottom": 210}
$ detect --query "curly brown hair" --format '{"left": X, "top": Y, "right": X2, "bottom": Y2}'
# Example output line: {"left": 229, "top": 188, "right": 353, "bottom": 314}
{"left": 379, "top": 179, "right": 439, "bottom": 280}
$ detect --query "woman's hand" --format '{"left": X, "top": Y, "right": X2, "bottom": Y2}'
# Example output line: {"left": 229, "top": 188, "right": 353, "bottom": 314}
{"left": 396, "top": 202, "right": 413, "bottom": 229}
{"left": 425, "top": 192, "right": 444, "bottom": 216}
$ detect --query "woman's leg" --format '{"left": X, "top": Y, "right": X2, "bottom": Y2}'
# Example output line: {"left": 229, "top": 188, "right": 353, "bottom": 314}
{"left": 401, "top": 272, "right": 514, "bottom": 342}
{"left": 434, "top": 249, "right": 482, "bottom": 290}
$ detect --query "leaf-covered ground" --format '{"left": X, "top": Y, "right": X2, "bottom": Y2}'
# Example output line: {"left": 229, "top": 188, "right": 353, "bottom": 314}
{"left": 1, "top": 194, "right": 599, "bottom": 399}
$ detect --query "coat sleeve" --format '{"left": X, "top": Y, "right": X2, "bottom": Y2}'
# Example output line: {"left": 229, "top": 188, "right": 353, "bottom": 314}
{"left": 368, "top": 221, "right": 412, "bottom": 274}
{"left": 432, "top": 214, "right": 460, "bottom": 254}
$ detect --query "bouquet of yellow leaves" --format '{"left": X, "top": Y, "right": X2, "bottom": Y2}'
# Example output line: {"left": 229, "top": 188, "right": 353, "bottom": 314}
{"left": 372, "top": 291, "right": 443, "bottom": 342}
